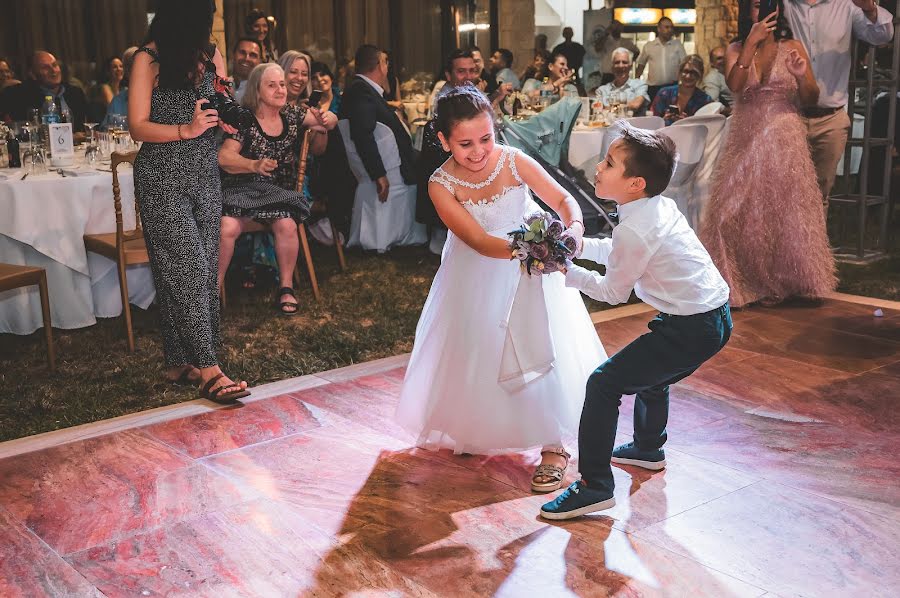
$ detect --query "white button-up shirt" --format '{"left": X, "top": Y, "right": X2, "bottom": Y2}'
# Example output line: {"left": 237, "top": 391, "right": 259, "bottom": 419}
{"left": 635, "top": 38, "right": 686, "bottom": 86}
{"left": 565, "top": 195, "right": 730, "bottom": 315}
{"left": 783, "top": 0, "right": 894, "bottom": 108}
{"left": 701, "top": 69, "right": 733, "bottom": 106}
{"left": 357, "top": 74, "right": 385, "bottom": 97}
{"left": 596, "top": 78, "right": 650, "bottom": 108}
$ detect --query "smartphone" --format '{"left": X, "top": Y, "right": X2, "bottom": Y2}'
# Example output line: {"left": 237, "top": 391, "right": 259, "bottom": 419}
{"left": 667, "top": 104, "right": 680, "bottom": 115}
{"left": 758, "top": 0, "right": 778, "bottom": 21}
{"left": 308, "top": 90, "right": 323, "bottom": 106}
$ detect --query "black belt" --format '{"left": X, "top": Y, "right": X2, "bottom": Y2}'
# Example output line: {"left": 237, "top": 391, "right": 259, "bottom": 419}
{"left": 801, "top": 106, "right": 841, "bottom": 118}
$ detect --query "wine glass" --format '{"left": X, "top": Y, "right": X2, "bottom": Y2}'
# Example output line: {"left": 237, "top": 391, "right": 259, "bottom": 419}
{"left": 83, "top": 122, "right": 99, "bottom": 163}
{"left": 27, "top": 143, "right": 47, "bottom": 175}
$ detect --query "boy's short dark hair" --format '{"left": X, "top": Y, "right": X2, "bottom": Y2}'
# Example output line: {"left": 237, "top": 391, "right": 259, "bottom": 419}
{"left": 614, "top": 122, "right": 677, "bottom": 197}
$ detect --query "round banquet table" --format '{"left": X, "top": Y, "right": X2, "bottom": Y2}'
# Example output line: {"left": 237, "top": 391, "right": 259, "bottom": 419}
{"left": 0, "top": 153, "right": 155, "bottom": 335}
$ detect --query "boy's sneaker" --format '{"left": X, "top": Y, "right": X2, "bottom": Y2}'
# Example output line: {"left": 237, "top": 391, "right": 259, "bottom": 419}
{"left": 539, "top": 480, "right": 616, "bottom": 520}
{"left": 611, "top": 442, "right": 666, "bottom": 470}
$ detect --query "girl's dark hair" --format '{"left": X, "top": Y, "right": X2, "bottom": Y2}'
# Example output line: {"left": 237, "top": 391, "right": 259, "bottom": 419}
{"left": 735, "top": 0, "right": 793, "bottom": 43}
{"left": 310, "top": 61, "right": 334, "bottom": 80}
{"left": 144, "top": 0, "right": 214, "bottom": 89}
{"left": 434, "top": 84, "right": 493, "bottom": 138}
{"left": 97, "top": 55, "right": 121, "bottom": 84}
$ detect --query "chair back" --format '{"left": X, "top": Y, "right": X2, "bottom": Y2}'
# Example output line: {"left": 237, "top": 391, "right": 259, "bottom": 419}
{"left": 694, "top": 101, "right": 723, "bottom": 116}
{"left": 623, "top": 115, "right": 665, "bottom": 130}
{"left": 111, "top": 150, "right": 141, "bottom": 248}
{"left": 659, "top": 124, "right": 707, "bottom": 168}
{"left": 296, "top": 128, "right": 312, "bottom": 193}
{"left": 337, "top": 120, "right": 401, "bottom": 182}
{"left": 673, "top": 113, "right": 726, "bottom": 131}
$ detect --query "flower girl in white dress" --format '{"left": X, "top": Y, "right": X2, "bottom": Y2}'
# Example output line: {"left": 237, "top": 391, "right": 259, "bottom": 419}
{"left": 395, "top": 86, "right": 606, "bottom": 492}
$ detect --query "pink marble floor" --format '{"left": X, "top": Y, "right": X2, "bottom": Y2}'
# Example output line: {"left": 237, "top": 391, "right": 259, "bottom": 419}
{"left": 1, "top": 298, "right": 898, "bottom": 597}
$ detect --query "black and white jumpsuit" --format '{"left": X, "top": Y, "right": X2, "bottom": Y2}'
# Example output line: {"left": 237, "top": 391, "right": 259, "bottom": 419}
{"left": 133, "top": 46, "right": 222, "bottom": 368}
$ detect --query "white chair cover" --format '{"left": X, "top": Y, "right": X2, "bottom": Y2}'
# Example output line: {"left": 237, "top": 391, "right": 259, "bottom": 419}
{"left": 337, "top": 119, "right": 427, "bottom": 253}
{"left": 673, "top": 114, "right": 729, "bottom": 229}
{"left": 659, "top": 124, "right": 708, "bottom": 227}
{"left": 695, "top": 101, "right": 724, "bottom": 116}
{"left": 623, "top": 115, "right": 665, "bottom": 130}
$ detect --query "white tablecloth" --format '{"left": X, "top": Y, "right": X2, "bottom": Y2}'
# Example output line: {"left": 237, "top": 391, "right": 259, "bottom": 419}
{"left": 0, "top": 160, "right": 155, "bottom": 335}
{"left": 567, "top": 127, "right": 612, "bottom": 173}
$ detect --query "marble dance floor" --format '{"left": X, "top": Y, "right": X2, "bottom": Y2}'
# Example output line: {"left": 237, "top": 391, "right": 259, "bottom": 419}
{"left": 1, "top": 294, "right": 899, "bottom": 597}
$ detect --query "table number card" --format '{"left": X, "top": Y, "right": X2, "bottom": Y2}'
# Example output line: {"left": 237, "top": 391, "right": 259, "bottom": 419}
{"left": 49, "top": 123, "right": 75, "bottom": 167}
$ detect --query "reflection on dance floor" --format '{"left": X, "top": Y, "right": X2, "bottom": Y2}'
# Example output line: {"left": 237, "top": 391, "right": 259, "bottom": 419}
{"left": 1, "top": 296, "right": 899, "bottom": 597}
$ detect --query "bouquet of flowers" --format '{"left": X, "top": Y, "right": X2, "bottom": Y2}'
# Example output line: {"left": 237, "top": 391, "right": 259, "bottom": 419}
{"left": 507, "top": 212, "right": 579, "bottom": 275}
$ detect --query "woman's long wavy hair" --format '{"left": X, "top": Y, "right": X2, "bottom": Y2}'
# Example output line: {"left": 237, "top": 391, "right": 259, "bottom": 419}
{"left": 735, "top": 0, "right": 793, "bottom": 44}
{"left": 144, "top": 0, "right": 215, "bottom": 89}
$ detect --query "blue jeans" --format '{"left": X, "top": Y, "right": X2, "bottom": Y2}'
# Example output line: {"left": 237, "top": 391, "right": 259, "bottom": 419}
{"left": 579, "top": 303, "right": 732, "bottom": 494}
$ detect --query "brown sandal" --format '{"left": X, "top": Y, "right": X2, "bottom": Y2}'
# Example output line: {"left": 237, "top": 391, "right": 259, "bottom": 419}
{"left": 199, "top": 373, "right": 251, "bottom": 404}
{"left": 531, "top": 448, "right": 571, "bottom": 493}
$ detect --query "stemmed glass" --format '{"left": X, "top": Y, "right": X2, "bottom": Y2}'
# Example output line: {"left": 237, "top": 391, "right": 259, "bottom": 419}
{"left": 83, "top": 122, "right": 99, "bottom": 165}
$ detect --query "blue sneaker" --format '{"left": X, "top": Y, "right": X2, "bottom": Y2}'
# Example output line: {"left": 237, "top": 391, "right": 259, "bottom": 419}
{"left": 611, "top": 442, "right": 666, "bottom": 470}
{"left": 539, "top": 481, "right": 616, "bottom": 520}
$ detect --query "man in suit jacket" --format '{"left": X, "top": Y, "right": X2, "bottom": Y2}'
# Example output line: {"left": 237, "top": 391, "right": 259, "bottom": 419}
{"left": 0, "top": 51, "right": 87, "bottom": 136}
{"left": 339, "top": 44, "right": 415, "bottom": 202}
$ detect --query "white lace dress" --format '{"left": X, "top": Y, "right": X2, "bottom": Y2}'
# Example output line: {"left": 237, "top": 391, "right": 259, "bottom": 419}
{"left": 395, "top": 146, "right": 607, "bottom": 454}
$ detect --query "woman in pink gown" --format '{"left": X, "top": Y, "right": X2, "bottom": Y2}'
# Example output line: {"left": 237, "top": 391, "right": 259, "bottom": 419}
{"left": 699, "top": 0, "right": 836, "bottom": 307}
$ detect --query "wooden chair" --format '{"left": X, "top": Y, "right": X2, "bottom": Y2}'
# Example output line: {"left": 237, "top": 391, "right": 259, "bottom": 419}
{"left": 221, "top": 128, "right": 347, "bottom": 308}
{"left": 83, "top": 150, "right": 149, "bottom": 352}
{"left": 0, "top": 263, "right": 55, "bottom": 370}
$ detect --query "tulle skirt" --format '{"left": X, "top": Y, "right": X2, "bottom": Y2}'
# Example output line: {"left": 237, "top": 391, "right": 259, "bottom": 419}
{"left": 395, "top": 230, "right": 607, "bottom": 454}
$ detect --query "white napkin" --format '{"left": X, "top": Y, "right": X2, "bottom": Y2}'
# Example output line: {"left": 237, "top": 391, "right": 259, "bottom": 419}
{"left": 59, "top": 167, "right": 102, "bottom": 177}
{"left": 498, "top": 272, "right": 556, "bottom": 393}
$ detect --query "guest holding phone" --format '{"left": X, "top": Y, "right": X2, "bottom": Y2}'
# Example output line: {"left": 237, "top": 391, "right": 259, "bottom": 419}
{"left": 129, "top": 0, "right": 250, "bottom": 401}
{"left": 650, "top": 54, "right": 712, "bottom": 125}
{"left": 699, "top": 0, "right": 836, "bottom": 308}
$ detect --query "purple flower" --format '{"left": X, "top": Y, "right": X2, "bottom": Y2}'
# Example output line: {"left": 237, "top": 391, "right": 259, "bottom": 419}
{"left": 530, "top": 242, "right": 550, "bottom": 261}
{"left": 547, "top": 220, "right": 564, "bottom": 239}
{"left": 560, "top": 233, "right": 578, "bottom": 256}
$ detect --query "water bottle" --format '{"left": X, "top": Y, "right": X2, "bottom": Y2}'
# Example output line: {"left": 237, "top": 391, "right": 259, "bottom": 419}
{"left": 540, "top": 78, "right": 554, "bottom": 108}
{"left": 7, "top": 132, "right": 20, "bottom": 168}
{"left": 41, "top": 95, "right": 60, "bottom": 149}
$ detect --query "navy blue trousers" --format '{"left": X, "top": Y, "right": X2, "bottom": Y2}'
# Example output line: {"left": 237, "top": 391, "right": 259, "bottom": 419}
{"left": 579, "top": 303, "right": 732, "bottom": 494}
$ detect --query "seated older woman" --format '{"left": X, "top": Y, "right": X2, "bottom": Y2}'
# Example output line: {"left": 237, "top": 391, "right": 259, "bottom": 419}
{"left": 595, "top": 47, "right": 650, "bottom": 116}
{"left": 651, "top": 54, "right": 712, "bottom": 125}
{"left": 218, "top": 62, "right": 336, "bottom": 314}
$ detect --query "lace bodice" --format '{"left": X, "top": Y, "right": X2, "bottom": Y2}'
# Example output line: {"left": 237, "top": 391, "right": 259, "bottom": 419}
{"left": 429, "top": 146, "right": 541, "bottom": 232}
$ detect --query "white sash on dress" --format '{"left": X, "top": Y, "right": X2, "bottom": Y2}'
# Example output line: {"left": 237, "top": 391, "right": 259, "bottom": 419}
{"left": 498, "top": 272, "right": 556, "bottom": 392}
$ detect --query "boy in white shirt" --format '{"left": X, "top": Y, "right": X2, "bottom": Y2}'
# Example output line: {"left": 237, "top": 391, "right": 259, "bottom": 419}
{"left": 541, "top": 123, "right": 732, "bottom": 520}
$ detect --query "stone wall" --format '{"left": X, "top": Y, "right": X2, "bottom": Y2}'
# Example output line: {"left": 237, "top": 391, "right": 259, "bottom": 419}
{"left": 695, "top": 0, "right": 738, "bottom": 63}
{"left": 498, "top": 0, "right": 535, "bottom": 79}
